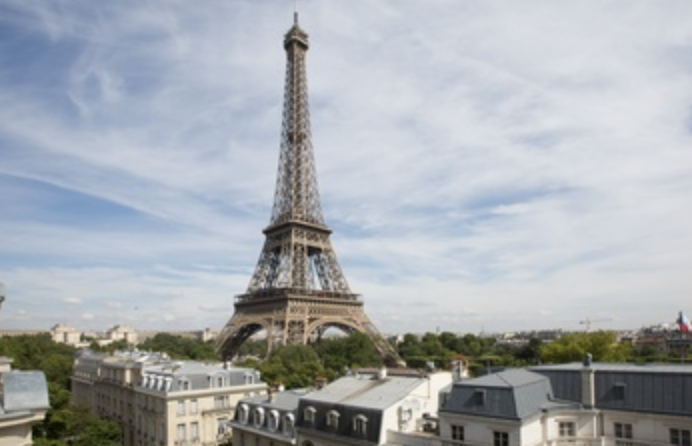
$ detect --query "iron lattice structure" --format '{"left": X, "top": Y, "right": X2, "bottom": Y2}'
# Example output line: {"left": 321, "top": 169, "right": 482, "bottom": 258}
{"left": 217, "top": 15, "right": 401, "bottom": 367}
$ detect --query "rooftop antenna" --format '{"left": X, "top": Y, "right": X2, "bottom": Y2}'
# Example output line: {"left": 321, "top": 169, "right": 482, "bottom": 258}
{"left": 294, "top": 0, "right": 299, "bottom": 24}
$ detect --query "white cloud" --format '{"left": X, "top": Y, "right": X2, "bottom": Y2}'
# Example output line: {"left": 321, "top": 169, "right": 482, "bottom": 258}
{"left": 1, "top": 0, "right": 691, "bottom": 334}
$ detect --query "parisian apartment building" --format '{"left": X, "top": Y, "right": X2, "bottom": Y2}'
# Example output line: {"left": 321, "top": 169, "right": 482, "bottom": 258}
{"left": 71, "top": 349, "right": 267, "bottom": 446}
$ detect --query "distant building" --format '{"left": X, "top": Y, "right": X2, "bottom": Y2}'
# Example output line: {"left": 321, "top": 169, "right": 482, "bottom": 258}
{"left": 106, "top": 325, "right": 138, "bottom": 344}
{"left": 71, "top": 350, "right": 267, "bottom": 446}
{"left": 51, "top": 323, "right": 81, "bottom": 346}
{"left": 0, "top": 356, "right": 50, "bottom": 446}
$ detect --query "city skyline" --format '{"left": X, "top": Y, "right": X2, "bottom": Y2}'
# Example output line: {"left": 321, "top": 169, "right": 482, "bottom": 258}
{"left": 1, "top": 1, "right": 692, "bottom": 334}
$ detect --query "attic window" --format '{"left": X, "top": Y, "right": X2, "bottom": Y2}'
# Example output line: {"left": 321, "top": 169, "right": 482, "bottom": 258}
{"left": 474, "top": 389, "right": 486, "bottom": 406}
{"left": 268, "top": 410, "right": 280, "bottom": 432}
{"left": 304, "top": 406, "right": 316, "bottom": 424}
{"left": 253, "top": 407, "right": 265, "bottom": 428}
{"left": 326, "top": 410, "right": 340, "bottom": 430}
{"left": 283, "top": 413, "right": 295, "bottom": 437}
{"left": 353, "top": 414, "right": 368, "bottom": 436}
{"left": 238, "top": 404, "right": 249, "bottom": 425}
{"left": 613, "top": 382, "right": 626, "bottom": 400}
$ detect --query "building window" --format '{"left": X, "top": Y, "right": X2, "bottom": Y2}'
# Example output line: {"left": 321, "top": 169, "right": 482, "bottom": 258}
{"left": 494, "top": 431, "right": 509, "bottom": 446}
{"left": 190, "top": 422, "right": 199, "bottom": 441}
{"left": 671, "top": 428, "right": 691, "bottom": 446}
{"left": 176, "top": 423, "right": 186, "bottom": 442}
{"left": 268, "top": 410, "right": 280, "bottom": 432}
{"left": 238, "top": 403, "right": 249, "bottom": 424}
{"left": 614, "top": 423, "right": 633, "bottom": 446}
{"left": 326, "top": 410, "right": 340, "bottom": 430}
{"left": 217, "top": 375, "right": 225, "bottom": 388}
{"left": 452, "top": 425, "right": 464, "bottom": 441}
{"left": 283, "top": 413, "right": 295, "bottom": 437}
{"left": 474, "top": 389, "right": 486, "bottom": 406}
{"left": 177, "top": 400, "right": 186, "bottom": 416}
{"left": 214, "top": 395, "right": 228, "bottom": 409}
{"left": 190, "top": 399, "right": 198, "bottom": 414}
{"left": 245, "top": 373, "right": 255, "bottom": 384}
{"left": 253, "top": 407, "right": 265, "bottom": 429}
{"left": 304, "top": 406, "right": 316, "bottom": 424}
{"left": 353, "top": 414, "right": 368, "bottom": 436}
{"left": 559, "top": 422, "right": 576, "bottom": 437}
{"left": 179, "top": 378, "right": 190, "bottom": 391}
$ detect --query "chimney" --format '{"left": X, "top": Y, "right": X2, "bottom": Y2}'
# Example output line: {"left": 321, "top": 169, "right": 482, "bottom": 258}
{"left": 581, "top": 353, "right": 595, "bottom": 408}
{"left": 377, "top": 367, "right": 388, "bottom": 380}
{"left": 315, "top": 376, "right": 327, "bottom": 390}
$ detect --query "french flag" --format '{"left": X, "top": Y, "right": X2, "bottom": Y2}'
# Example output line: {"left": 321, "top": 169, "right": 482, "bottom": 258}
{"left": 677, "top": 311, "right": 691, "bottom": 333}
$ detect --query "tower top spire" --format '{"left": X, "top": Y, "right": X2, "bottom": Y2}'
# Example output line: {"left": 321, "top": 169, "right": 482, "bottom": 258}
{"left": 272, "top": 12, "right": 321, "bottom": 227}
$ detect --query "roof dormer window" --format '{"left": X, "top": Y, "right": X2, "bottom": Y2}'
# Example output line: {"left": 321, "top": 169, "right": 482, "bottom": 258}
{"left": 326, "top": 410, "right": 340, "bottom": 430}
{"left": 238, "top": 403, "right": 249, "bottom": 425}
{"left": 353, "top": 414, "right": 368, "bottom": 436}
{"left": 474, "top": 389, "right": 486, "bottom": 406}
{"left": 268, "top": 409, "right": 280, "bottom": 432}
{"left": 283, "top": 413, "right": 295, "bottom": 437}
{"left": 304, "top": 406, "right": 316, "bottom": 424}
{"left": 253, "top": 407, "right": 265, "bottom": 429}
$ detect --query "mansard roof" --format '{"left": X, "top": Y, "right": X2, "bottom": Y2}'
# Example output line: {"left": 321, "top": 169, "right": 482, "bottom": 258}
{"left": 440, "top": 369, "right": 559, "bottom": 420}
{"left": 241, "top": 388, "right": 311, "bottom": 412}
{"left": 300, "top": 373, "right": 428, "bottom": 410}
{"left": 532, "top": 362, "right": 692, "bottom": 417}
{"left": 1, "top": 371, "right": 50, "bottom": 414}
{"left": 140, "top": 361, "right": 261, "bottom": 393}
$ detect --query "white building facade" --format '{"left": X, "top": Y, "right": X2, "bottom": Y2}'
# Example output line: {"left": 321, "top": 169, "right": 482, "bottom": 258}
{"left": 437, "top": 362, "right": 692, "bottom": 446}
{"left": 71, "top": 350, "right": 267, "bottom": 446}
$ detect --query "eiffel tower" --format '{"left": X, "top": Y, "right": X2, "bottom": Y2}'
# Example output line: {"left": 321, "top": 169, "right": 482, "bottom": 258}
{"left": 217, "top": 13, "right": 402, "bottom": 367}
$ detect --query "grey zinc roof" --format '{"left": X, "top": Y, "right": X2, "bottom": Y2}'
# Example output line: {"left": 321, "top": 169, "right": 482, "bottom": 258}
{"left": 140, "top": 361, "right": 261, "bottom": 393}
{"left": 532, "top": 362, "right": 692, "bottom": 416}
{"left": 532, "top": 362, "right": 692, "bottom": 374}
{"left": 2, "top": 371, "right": 50, "bottom": 412}
{"left": 242, "top": 388, "right": 311, "bottom": 411}
{"left": 441, "top": 369, "right": 553, "bottom": 420}
{"left": 301, "top": 374, "right": 426, "bottom": 410}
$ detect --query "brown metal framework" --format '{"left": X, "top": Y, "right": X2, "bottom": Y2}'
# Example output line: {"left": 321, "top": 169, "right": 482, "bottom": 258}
{"left": 217, "top": 14, "right": 401, "bottom": 367}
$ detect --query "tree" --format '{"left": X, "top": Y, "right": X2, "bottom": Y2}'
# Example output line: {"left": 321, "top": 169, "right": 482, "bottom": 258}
{"left": 258, "top": 345, "right": 327, "bottom": 389}
{"left": 540, "top": 331, "right": 631, "bottom": 364}
{"left": 316, "top": 332, "right": 382, "bottom": 371}
{"left": 137, "top": 333, "right": 217, "bottom": 361}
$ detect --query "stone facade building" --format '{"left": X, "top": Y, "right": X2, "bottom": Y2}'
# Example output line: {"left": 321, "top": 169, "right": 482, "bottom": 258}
{"left": 71, "top": 350, "right": 267, "bottom": 446}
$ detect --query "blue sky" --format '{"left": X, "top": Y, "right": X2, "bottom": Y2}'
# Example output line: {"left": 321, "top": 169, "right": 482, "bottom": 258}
{"left": 2, "top": 0, "right": 692, "bottom": 334}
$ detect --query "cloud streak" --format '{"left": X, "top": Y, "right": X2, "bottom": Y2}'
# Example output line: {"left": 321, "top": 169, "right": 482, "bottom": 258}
{"left": 1, "top": 0, "right": 692, "bottom": 334}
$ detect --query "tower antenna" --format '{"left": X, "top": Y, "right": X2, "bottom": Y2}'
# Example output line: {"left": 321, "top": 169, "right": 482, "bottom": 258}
{"left": 294, "top": 0, "right": 299, "bottom": 24}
